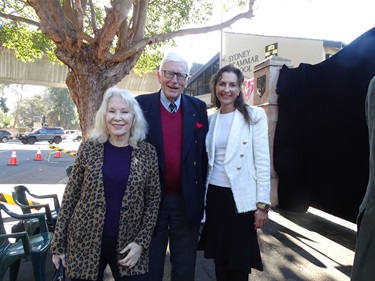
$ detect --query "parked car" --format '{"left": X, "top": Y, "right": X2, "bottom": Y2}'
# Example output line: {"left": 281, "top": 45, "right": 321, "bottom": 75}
{"left": 64, "top": 130, "right": 82, "bottom": 142}
{"left": 0, "top": 130, "right": 13, "bottom": 143}
{"left": 16, "top": 127, "right": 66, "bottom": 145}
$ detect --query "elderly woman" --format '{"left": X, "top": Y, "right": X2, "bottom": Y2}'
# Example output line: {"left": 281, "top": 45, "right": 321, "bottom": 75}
{"left": 51, "top": 88, "right": 161, "bottom": 281}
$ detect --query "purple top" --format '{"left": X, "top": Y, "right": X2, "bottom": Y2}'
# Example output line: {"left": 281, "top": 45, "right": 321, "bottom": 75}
{"left": 102, "top": 141, "right": 132, "bottom": 236}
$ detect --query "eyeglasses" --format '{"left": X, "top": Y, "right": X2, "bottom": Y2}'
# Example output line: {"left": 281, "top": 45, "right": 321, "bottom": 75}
{"left": 161, "top": 70, "right": 188, "bottom": 82}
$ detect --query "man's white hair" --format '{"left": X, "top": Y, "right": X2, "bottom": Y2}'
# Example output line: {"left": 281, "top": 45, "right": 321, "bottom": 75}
{"left": 160, "top": 51, "right": 192, "bottom": 74}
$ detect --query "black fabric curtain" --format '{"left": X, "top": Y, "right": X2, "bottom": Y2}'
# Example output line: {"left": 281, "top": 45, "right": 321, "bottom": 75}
{"left": 274, "top": 26, "right": 375, "bottom": 222}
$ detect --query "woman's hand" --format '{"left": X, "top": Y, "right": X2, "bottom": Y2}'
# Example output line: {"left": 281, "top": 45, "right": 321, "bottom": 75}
{"left": 118, "top": 242, "right": 143, "bottom": 269}
{"left": 52, "top": 254, "right": 66, "bottom": 269}
{"left": 254, "top": 209, "right": 269, "bottom": 230}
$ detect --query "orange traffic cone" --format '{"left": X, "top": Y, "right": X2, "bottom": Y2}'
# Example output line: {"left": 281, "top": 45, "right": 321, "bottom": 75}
{"left": 7, "top": 149, "right": 18, "bottom": 166}
{"left": 34, "top": 147, "right": 42, "bottom": 161}
{"left": 54, "top": 151, "right": 61, "bottom": 158}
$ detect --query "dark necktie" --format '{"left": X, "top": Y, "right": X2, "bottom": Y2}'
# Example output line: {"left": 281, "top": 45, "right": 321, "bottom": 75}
{"left": 169, "top": 102, "right": 176, "bottom": 114}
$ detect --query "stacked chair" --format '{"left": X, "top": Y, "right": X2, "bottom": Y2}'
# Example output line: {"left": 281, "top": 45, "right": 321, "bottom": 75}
{"left": 11, "top": 185, "right": 61, "bottom": 232}
{"left": 0, "top": 185, "right": 62, "bottom": 280}
{"left": 0, "top": 203, "right": 53, "bottom": 281}
{"left": 65, "top": 165, "right": 73, "bottom": 177}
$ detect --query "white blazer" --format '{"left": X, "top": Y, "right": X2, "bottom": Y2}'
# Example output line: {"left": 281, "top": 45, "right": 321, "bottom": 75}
{"left": 205, "top": 106, "right": 271, "bottom": 213}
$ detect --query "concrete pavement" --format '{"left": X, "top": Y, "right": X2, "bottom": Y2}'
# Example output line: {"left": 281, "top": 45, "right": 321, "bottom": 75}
{"left": 0, "top": 183, "right": 356, "bottom": 281}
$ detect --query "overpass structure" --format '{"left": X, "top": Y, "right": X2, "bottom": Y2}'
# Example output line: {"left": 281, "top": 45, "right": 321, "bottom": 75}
{"left": 0, "top": 46, "right": 159, "bottom": 94}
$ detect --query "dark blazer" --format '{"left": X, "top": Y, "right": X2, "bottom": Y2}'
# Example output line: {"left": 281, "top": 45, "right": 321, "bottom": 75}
{"left": 136, "top": 91, "right": 208, "bottom": 226}
{"left": 351, "top": 76, "right": 375, "bottom": 280}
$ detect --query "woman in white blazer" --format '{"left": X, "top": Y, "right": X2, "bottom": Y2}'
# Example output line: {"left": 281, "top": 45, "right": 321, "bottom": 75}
{"left": 198, "top": 65, "right": 271, "bottom": 281}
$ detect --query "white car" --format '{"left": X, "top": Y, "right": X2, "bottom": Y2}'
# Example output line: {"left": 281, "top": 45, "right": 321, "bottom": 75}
{"left": 64, "top": 130, "right": 82, "bottom": 142}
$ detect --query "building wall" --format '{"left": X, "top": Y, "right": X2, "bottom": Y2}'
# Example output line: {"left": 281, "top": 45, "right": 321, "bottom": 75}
{"left": 221, "top": 32, "right": 335, "bottom": 79}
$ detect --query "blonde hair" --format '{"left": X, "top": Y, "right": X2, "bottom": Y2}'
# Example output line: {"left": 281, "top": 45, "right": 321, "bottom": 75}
{"left": 88, "top": 88, "right": 147, "bottom": 148}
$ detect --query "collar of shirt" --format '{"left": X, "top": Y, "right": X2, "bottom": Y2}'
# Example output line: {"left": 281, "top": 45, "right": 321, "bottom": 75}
{"left": 160, "top": 90, "right": 181, "bottom": 112}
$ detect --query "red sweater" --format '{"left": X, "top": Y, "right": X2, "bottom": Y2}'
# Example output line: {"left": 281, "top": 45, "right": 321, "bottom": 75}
{"left": 161, "top": 104, "right": 183, "bottom": 195}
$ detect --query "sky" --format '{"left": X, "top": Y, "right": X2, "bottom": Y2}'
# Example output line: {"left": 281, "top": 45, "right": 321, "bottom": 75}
{"left": 174, "top": 0, "right": 375, "bottom": 64}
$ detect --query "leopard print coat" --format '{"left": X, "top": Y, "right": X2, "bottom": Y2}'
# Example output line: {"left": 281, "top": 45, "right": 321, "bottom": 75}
{"left": 51, "top": 140, "right": 161, "bottom": 280}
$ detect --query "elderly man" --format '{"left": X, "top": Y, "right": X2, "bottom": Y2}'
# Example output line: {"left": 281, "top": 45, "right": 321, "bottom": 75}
{"left": 136, "top": 51, "right": 208, "bottom": 281}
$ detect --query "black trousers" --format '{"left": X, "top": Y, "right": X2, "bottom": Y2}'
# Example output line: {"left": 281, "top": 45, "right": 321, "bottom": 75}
{"left": 71, "top": 235, "right": 149, "bottom": 281}
{"left": 148, "top": 195, "right": 200, "bottom": 281}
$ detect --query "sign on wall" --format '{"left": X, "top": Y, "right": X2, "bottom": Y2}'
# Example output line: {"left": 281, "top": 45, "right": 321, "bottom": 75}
{"left": 227, "top": 49, "right": 260, "bottom": 74}
{"left": 265, "top": 43, "right": 278, "bottom": 59}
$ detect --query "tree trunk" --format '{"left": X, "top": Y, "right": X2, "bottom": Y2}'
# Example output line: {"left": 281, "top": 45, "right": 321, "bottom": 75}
{"left": 12, "top": 104, "right": 20, "bottom": 128}
{"left": 66, "top": 72, "right": 104, "bottom": 139}
{"left": 63, "top": 47, "right": 143, "bottom": 139}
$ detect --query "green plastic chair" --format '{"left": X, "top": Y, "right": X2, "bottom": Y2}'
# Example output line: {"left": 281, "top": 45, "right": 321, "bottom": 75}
{"left": 66, "top": 165, "right": 73, "bottom": 177}
{"left": 0, "top": 203, "right": 53, "bottom": 281}
{"left": 11, "top": 185, "right": 60, "bottom": 231}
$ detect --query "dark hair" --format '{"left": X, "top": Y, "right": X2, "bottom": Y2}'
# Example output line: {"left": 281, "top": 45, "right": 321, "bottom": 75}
{"left": 210, "top": 64, "right": 251, "bottom": 125}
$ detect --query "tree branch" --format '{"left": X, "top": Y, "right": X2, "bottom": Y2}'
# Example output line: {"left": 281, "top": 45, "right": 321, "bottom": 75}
{"left": 116, "top": 0, "right": 133, "bottom": 50}
{"left": 61, "top": 0, "right": 84, "bottom": 47}
{"left": 28, "top": 0, "right": 94, "bottom": 47}
{"left": 88, "top": 0, "right": 97, "bottom": 33}
{"left": 95, "top": 5, "right": 121, "bottom": 61}
{"left": 132, "top": 0, "right": 148, "bottom": 41}
{"left": 0, "top": 11, "right": 40, "bottom": 27}
{"left": 74, "top": 0, "right": 85, "bottom": 47}
{"left": 27, "top": 0, "right": 66, "bottom": 43}
{"left": 112, "top": 0, "right": 255, "bottom": 62}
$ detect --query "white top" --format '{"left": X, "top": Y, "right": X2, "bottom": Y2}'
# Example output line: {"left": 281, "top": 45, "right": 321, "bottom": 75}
{"left": 209, "top": 112, "right": 234, "bottom": 188}
{"left": 205, "top": 106, "right": 271, "bottom": 213}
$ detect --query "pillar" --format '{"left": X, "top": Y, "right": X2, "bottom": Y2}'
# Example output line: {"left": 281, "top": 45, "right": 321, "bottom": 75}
{"left": 252, "top": 56, "right": 293, "bottom": 207}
